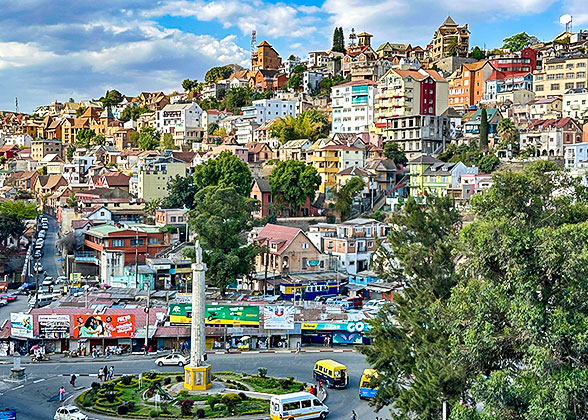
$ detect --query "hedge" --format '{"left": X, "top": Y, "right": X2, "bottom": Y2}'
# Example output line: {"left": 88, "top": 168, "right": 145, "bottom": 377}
{"left": 95, "top": 396, "right": 123, "bottom": 407}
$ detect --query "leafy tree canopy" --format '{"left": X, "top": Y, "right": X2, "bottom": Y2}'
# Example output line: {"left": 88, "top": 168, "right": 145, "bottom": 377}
{"left": 161, "top": 175, "right": 198, "bottom": 210}
{"left": 330, "top": 177, "right": 365, "bottom": 221}
{"left": 193, "top": 150, "right": 252, "bottom": 197}
{"left": 160, "top": 133, "right": 178, "bottom": 150}
{"left": 502, "top": 32, "right": 538, "bottom": 52}
{"left": 182, "top": 79, "right": 199, "bottom": 92}
{"left": 99, "top": 89, "right": 123, "bottom": 108}
{"left": 120, "top": 105, "right": 150, "bottom": 122}
{"left": 0, "top": 201, "right": 38, "bottom": 220}
{"left": 269, "top": 110, "right": 329, "bottom": 144}
{"left": 137, "top": 126, "right": 161, "bottom": 151}
{"left": 383, "top": 142, "right": 408, "bottom": 166}
{"left": 268, "top": 161, "right": 321, "bottom": 215}
{"left": 205, "top": 66, "right": 234, "bottom": 84}
{"left": 471, "top": 46, "right": 485, "bottom": 60}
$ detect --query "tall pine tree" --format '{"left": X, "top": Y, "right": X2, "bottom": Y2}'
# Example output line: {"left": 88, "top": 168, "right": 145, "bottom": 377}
{"left": 479, "top": 107, "right": 489, "bottom": 150}
{"left": 362, "top": 195, "right": 467, "bottom": 419}
{"left": 332, "top": 27, "right": 345, "bottom": 53}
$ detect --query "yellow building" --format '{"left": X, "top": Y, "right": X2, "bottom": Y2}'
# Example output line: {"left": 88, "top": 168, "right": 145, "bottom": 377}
{"left": 534, "top": 55, "right": 588, "bottom": 99}
{"left": 137, "top": 156, "right": 187, "bottom": 201}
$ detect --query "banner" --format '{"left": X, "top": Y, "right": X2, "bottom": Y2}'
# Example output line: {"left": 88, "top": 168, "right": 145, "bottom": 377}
{"left": 300, "top": 321, "right": 370, "bottom": 332}
{"left": 38, "top": 315, "right": 70, "bottom": 339}
{"left": 263, "top": 306, "right": 295, "bottom": 330}
{"left": 10, "top": 313, "right": 33, "bottom": 338}
{"left": 0, "top": 410, "right": 16, "bottom": 420}
{"left": 170, "top": 304, "right": 260, "bottom": 326}
{"left": 72, "top": 314, "right": 135, "bottom": 338}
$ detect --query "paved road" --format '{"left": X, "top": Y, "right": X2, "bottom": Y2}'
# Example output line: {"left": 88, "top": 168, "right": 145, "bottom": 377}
{"left": 38, "top": 214, "right": 62, "bottom": 282}
{"left": 0, "top": 352, "right": 391, "bottom": 420}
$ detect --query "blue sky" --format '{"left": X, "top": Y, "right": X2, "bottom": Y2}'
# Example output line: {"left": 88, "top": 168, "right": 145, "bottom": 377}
{"left": 0, "top": 0, "right": 586, "bottom": 113}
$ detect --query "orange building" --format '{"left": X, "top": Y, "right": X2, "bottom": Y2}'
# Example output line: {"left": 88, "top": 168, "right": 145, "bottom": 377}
{"left": 448, "top": 60, "right": 495, "bottom": 110}
{"left": 251, "top": 41, "right": 282, "bottom": 71}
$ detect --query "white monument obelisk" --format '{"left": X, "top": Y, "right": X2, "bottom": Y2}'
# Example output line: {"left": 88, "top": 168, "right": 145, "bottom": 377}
{"left": 184, "top": 240, "right": 212, "bottom": 390}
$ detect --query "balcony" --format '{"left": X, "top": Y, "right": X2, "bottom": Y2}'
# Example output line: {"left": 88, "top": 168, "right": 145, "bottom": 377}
{"left": 75, "top": 251, "right": 100, "bottom": 265}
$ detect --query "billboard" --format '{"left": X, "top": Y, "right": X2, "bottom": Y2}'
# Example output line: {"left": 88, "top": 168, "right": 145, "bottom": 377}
{"left": 72, "top": 314, "right": 135, "bottom": 338}
{"left": 38, "top": 315, "right": 71, "bottom": 339}
{"left": 263, "top": 306, "right": 295, "bottom": 330}
{"left": 170, "top": 304, "right": 260, "bottom": 326}
{"left": 10, "top": 313, "right": 33, "bottom": 338}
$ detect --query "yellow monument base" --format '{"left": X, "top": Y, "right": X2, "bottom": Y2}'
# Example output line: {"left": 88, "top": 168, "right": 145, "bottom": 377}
{"left": 184, "top": 365, "right": 212, "bottom": 391}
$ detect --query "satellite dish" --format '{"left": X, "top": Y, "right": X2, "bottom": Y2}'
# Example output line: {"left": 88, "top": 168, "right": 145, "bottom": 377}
{"left": 560, "top": 14, "right": 572, "bottom": 25}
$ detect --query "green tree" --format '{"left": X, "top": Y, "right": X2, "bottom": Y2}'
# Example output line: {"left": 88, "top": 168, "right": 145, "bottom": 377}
{"left": 65, "top": 194, "right": 78, "bottom": 208}
{"left": 75, "top": 106, "right": 87, "bottom": 117}
{"left": 220, "top": 87, "right": 255, "bottom": 114}
{"left": 137, "top": 127, "right": 161, "bottom": 151}
{"left": 120, "top": 105, "right": 150, "bottom": 122}
{"left": 92, "top": 134, "right": 105, "bottom": 146}
{"left": 330, "top": 177, "right": 365, "bottom": 221}
{"left": 476, "top": 154, "right": 500, "bottom": 173}
{"left": 0, "top": 213, "right": 25, "bottom": 250}
{"left": 198, "top": 97, "right": 221, "bottom": 111}
{"left": 269, "top": 110, "right": 329, "bottom": 143}
{"left": 479, "top": 108, "right": 489, "bottom": 150}
{"left": 207, "top": 122, "right": 219, "bottom": 136}
{"left": 268, "top": 161, "right": 321, "bottom": 216}
{"left": 383, "top": 142, "right": 408, "bottom": 166}
{"left": 189, "top": 186, "right": 261, "bottom": 295}
{"left": 287, "top": 73, "right": 302, "bottom": 91}
{"left": 160, "top": 133, "right": 178, "bottom": 150}
{"left": 502, "top": 32, "right": 537, "bottom": 52}
{"left": 161, "top": 175, "right": 198, "bottom": 210}
{"left": 193, "top": 150, "right": 252, "bottom": 197}
{"left": 129, "top": 131, "right": 139, "bottom": 145}
{"left": 497, "top": 117, "right": 518, "bottom": 145}
{"left": 66, "top": 145, "right": 76, "bottom": 161}
{"left": 143, "top": 199, "right": 160, "bottom": 223}
{"left": 0, "top": 201, "right": 38, "bottom": 220}
{"left": 445, "top": 162, "right": 588, "bottom": 420}
{"left": 182, "top": 79, "right": 198, "bottom": 92}
{"left": 99, "top": 89, "right": 123, "bottom": 108}
{"left": 471, "top": 46, "right": 485, "bottom": 60}
{"left": 332, "top": 27, "right": 345, "bottom": 53}
{"left": 362, "top": 195, "right": 465, "bottom": 418}
{"left": 205, "top": 66, "right": 234, "bottom": 84}
{"left": 75, "top": 129, "right": 96, "bottom": 148}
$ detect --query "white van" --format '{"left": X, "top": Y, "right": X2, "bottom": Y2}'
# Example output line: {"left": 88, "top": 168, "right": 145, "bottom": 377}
{"left": 270, "top": 392, "right": 328, "bottom": 420}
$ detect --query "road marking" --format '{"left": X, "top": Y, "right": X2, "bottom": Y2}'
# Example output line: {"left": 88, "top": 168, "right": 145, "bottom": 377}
{"left": 13, "top": 385, "right": 24, "bottom": 390}
{"left": 33, "top": 379, "right": 45, "bottom": 383}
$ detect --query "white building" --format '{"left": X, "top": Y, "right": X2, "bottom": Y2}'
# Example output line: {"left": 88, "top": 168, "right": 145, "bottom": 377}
{"left": 242, "top": 99, "right": 297, "bottom": 126}
{"left": 331, "top": 80, "right": 377, "bottom": 133}
{"left": 302, "top": 71, "right": 325, "bottom": 95}
{"left": 563, "top": 88, "right": 588, "bottom": 120}
{"left": 283, "top": 56, "right": 303, "bottom": 76}
{"left": 156, "top": 102, "right": 203, "bottom": 145}
{"left": 308, "top": 51, "right": 329, "bottom": 69}
{"left": 565, "top": 142, "right": 588, "bottom": 168}
{"left": 2, "top": 133, "right": 33, "bottom": 148}
{"left": 201, "top": 109, "right": 232, "bottom": 129}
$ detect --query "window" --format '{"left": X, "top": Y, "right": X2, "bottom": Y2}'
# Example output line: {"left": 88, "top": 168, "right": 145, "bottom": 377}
{"left": 130, "top": 239, "right": 144, "bottom": 246}
{"left": 536, "top": 85, "right": 544, "bottom": 91}
{"left": 302, "top": 242, "right": 309, "bottom": 249}
{"left": 550, "top": 84, "right": 560, "bottom": 90}
{"left": 301, "top": 400, "right": 312, "bottom": 409}
{"left": 170, "top": 216, "right": 176, "bottom": 222}
{"left": 178, "top": 217, "right": 184, "bottom": 222}
{"left": 578, "top": 82, "right": 586, "bottom": 89}
{"left": 556, "top": 74, "right": 564, "bottom": 80}
{"left": 148, "top": 238, "right": 159, "bottom": 245}
{"left": 284, "top": 402, "right": 300, "bottom": 411}
{"left": 111, "top": 239, "right": 124, "bottom": 247}
{"left": 566, "top": 83, "right": 574, "bottom": 89}
{"left": 536, "top": 75, "right": 543, "bottom": 81}
{"left": 567, "top": 72, "right": 575, "bottom": 79}
{"left": 578, "top": 62, "right": 587, "bottom": 68}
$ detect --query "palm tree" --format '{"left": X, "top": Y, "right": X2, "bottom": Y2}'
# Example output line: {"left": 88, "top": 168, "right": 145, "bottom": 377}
{"left": 497, "top": 118, "right": 518, "bottom": 145}
{"left": 144, "top": 199, "right": 160, "bottom": 224}
{"left": 65, "top": 194, "right": 78, "bottom": 209}
{"left": 269, "top": 110, "right": 328, "bottom": 144}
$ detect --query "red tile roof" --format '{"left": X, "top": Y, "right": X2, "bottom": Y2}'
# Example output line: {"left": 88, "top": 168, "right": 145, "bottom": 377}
{"left": 256, "top": 223, "right": 302, "bottom": 255}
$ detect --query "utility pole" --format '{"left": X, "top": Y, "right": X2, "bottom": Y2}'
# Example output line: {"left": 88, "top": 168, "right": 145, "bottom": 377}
{"left": 263, "top": 238, "right": 269, "bottom": 296}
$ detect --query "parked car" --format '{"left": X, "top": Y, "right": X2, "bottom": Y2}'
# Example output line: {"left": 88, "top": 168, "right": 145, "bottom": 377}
{"left": 33, "top": 249, "right": 43, "bottom": 259}
{"left": 38, "top": 231, "right": 46, "bottom": 239}
{"left": 0, "top": 293, "right": 17, "bottom": 302}
{"left": 54, "top": 405, "right": 88, "bottom": 420}
{"left": 0, "top": 299, "right": 7, "bottom": 307}
{"left": 155, "top": 353, "right": 188, "bottom": 367}
{"left": 363, "top": 299, "right": 386, "bottom": 312}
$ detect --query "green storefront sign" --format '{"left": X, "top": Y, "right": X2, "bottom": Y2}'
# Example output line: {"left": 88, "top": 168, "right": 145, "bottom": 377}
{"left": 169, "top": 304, "right": 260, "bottom": 326}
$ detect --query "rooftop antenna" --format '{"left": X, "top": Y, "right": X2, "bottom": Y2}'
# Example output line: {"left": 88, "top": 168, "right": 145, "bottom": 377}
{"left": 349, "top": 28, "right": 357, "bottom": 46}
{"left": 15, "top": 97, "right": 18, "bottom": 114}
{"left": 250, "top": 30, "right": 257, "bottom": 63}
{"left": 560, "top": 14, "right": 573, "bottom": 33}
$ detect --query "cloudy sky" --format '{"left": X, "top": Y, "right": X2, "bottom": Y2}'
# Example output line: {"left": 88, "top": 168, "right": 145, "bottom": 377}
{"left": 0, "top": 0, "right": 586, "bottom": 113}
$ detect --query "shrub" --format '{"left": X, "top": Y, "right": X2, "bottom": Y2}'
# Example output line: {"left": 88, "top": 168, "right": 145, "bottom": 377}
{"left": 175, "top": 375, "right": 183, "bottom": 383}
{"left": 238, "top": 392, "right": 248, "bottom": 400}
{"left": 163, "top": 376, "right": 171, "bottom": 385}
{"left": 241, "top": 372, "right": 248, "bottom": 377}
{"left": 179, "top": 399, "right": 194, "bottom": 416}
{"left": 105, "top": 391, "right": 118, "bottom": 403}
{"left": 144, "top": 371, "right": 159, "bottom": 379}
{"left": 178, "top": 389, "right": 189, "bottom": 399}
{"left": 102, "top": 382, "right": 116, "bottom": 392}
{"left": 160, "top": 403, "right": 170, "bottom": 414}
{"left": 117, "top": 405, "right": 129, "bottom": 415}
{"left": 120, "top": 375, "right": 134, "bottom": 385}
{"left": 149, "top": 409, "right": 159, "bottom": 418}
{"left": 207, "top": 395, "right": 220, "bottom": 410}
{"left": 91, "top": 382, "right": 101, "bottom": 390}
{"left": 221, "top": 393, "right": 241, "bottom": 412}
{"left": 257, "top": 367, "right": 267, "bottom": 378}
{"left": 196, "top": 408, "right": 205, "bottom": 418}
{"left": 126, "top": 401, "right": 135, "bottom": 411}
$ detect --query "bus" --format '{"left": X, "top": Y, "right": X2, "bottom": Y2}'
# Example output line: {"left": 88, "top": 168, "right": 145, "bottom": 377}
{"left": 359, "top": 368, "right": 378, "bottom": 399}
{"left": 280, "top": 282, "right": 339, "bottom": 301}
{"left": 270, "top": 392, "right": 328, "bottom": 420}
{"left": 313, "top": 359, "right": 348, "bottom": 388}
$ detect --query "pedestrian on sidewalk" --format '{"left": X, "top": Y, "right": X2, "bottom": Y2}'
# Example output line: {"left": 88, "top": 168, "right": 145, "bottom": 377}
{"left": 350, "top": 410, "right": 357, "bottom": 420}
{"left": 98, "top": 367, "right": 104, "bottom": 381}
{"left": 108, "top": 366, "right": 114, "bottom": 381}
{"left": 296, "top": 341, "right": 301, "bottom": 354}
{"left": 103, "top": 365, "right": 108, "bottom": 380}
{"left": 70, "top": 374, "right": 77, "bottom": 388}
{"left": 59, "top": 386, "right": 65, "bottom": 402}
{"left": 225, "top": 341, "right": 230, "bottom": 353}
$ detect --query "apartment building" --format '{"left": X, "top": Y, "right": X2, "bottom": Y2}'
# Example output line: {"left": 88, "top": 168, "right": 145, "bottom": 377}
{"left": 31, "top": 139, "right": 63, "bottom": 161}
{"left": 563, "top": 88, "right": 588, "bottom": 119}
{"left": 331, "top": 80, "right": 378, "bottom": 133}
{"left": 241, "top": 99, "right": 297, "bottom": 126}
{"left": 520, "top": 117, "right": 583, "bottom": 157}
{"left": 137, "top": 156, "right": 187, "bottom": 201}
{"left": 156, "top": 102, "right": 203, "bottom": 146}
{"left": 448, "top": 60, "right": 495, "bottom": 109}
{"left": 428, "top": 16, "right": 470, "bottom": 62}
{"left": 483, "top": 72, "right": 533, "bottom": 102}
{"left": 383, "top": 115, "right": 451, "bottom": 159}
{"left": 534, "top": 55, "right": 588, "bottom": 99}
{"left": 488, "top": 48, "right": 538, "bottom": 73}
{"left": 374, "top": 68, "right": 448, "bottom": 132}
{"left": 252, "top": 41, "right": 282, "bottom": 71}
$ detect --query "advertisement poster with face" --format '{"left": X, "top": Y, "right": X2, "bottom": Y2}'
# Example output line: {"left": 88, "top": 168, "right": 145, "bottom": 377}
{"left": 72, "top": 314, "right": 135, "bottom": 338}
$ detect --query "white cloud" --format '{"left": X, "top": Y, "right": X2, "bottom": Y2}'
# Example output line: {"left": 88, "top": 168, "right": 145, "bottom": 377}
{"left": 0, "top": 42, "right": 57, "bottom": 69}
{"left": 562, "top": 0, "right": 588, "bottom": 26}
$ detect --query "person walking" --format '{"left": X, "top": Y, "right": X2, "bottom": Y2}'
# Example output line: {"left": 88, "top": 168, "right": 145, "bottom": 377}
{"left": 70, "top": 374, "right": 77, "bottom": 388}
{"left": 225, "top": 341, "right": 230, "bottom": 353}
{"left": 296, "top": 341, "right": 301, "bottom": 354}
{"left": 98, "top": 367, "right": 104, "bottom": 381}
{"left": 108, "top": 366, "right": 114, "bottom": 381}
{"left": 59, "top": 386, "right": 65, "bottom": 402}
{"left": 350, "top": 410, "right": 357, "bottom": 420}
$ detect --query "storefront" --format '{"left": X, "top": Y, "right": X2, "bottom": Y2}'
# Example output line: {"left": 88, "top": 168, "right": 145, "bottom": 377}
{"left": 300, "top": 321, "right": 371, "bottom": 346}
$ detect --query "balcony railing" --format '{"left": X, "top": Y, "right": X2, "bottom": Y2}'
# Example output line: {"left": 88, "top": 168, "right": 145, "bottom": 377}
{"left": 75, "top": 251, "right": 100, "bottom": 265}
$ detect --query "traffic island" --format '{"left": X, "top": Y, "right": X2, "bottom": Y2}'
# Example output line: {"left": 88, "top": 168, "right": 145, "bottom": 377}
{"left": 75, "top": 370, "right": 309, "bottom": 418}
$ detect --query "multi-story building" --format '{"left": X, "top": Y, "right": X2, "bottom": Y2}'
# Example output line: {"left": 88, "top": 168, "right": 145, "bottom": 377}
{"left": 308, "top": 218, "right": 388, "bottom": 275}
{"left": 448, "top": 60, "right": 495, "bottom": 109}
{"left": 308, "top": 51, "right": 329, "bottom": 69}
{"left": 342, "top": 34, "right": 378, "bottom": 76}
{"left": 520, "top": 117, "right": 583, "bottom": 157}
{"left": 408, "top": 155, "right": 478, "bottom": 197}
{"left": 374, "top": 68, "right": 448, "bottom": 132}
{"left": 78, "top": 223, "right": 169, "bottom": 284}
{"left": 529, "top": 97, "right": 562, "bottom": 120}
{"left": 137, "top": 156, "right": 187, "bottom": 201}
{"left": 156, "top": 102, "right": 203, "bottom": 146}
{"left": 251, "top": 41, "right": 282, "bottom": 71}
{"left": 331, "top": 80, "right": 377, "bottom": 133}
{"left": 533, "top": 55, "right": 588, "bottom": 99}
{"left": 383, "top": 115, "right": 451, "bottom": 158}
{"left": 563, "top": 88, "right": 588, "bottom": 119}
{"left": 464, "top": 108, "right": 503, "bottom": 138}
{"left": 483, "top": 72, "right": 533, "bottom": 102}
{"left": 302, "top": 71, "right": 325, "bottom": 95}
{"left": 241, "top": 99, "right": 297, "bottom": 126}
{"left": 488, "top": 48, "right": 538, "bottom": 74}
{"left": 31, "top": 139, "right": 63, "bottom": 162}
{"left": 564, "top": 141, "right": 588, "bottom": 168}
{"left": 201, "top": 109, "right": 232, "bottom": 130}
{"left": 427, "top": 16, "right": 470, "bottom": 62}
